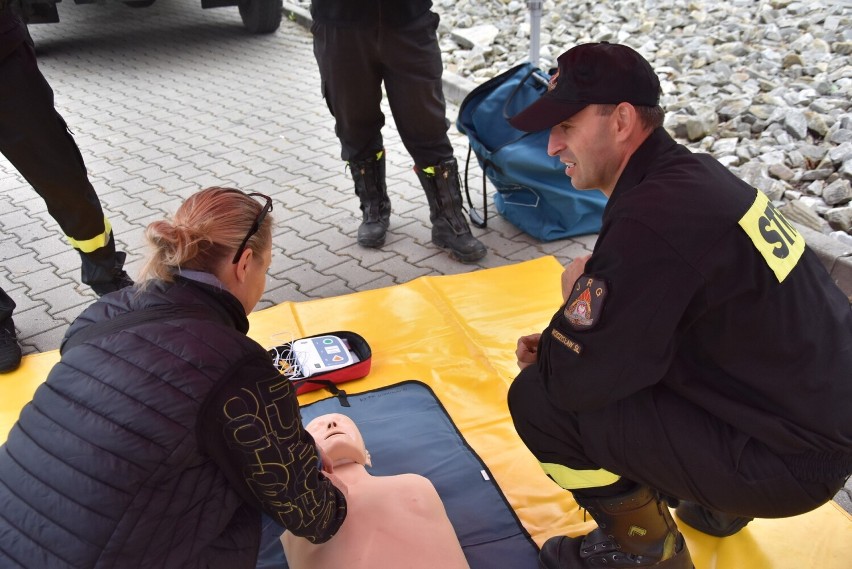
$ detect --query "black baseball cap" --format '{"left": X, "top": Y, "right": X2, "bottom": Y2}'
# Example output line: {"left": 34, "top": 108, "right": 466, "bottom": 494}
{"left": 509, "top": 42, "right": 661, "bottom": 132}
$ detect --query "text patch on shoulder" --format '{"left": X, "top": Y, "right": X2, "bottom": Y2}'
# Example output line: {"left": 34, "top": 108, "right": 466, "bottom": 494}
{"left": 563, "top": 275, "right": 608, "bottom": 331}
{"left": 738, "top": 189, "right": 804, "bottom": 282}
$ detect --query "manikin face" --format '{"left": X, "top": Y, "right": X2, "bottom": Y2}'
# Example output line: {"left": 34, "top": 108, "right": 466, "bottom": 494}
{"left": 546, "top": 105, "right": 620, "bottom": 196}
{"left": 306, "top": 413, "right": 371, "bottom": 467}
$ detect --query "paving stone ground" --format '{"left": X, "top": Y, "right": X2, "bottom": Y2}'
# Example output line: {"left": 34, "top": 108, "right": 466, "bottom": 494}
{"left": 2, "top": 1, "right": 593, "bottom": 354}
{"left": 1, "top": 0, "right": 848, "bottom": 514}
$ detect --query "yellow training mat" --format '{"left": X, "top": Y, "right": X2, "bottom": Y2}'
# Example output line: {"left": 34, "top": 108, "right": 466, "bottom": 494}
{"left": 2, "top": 256, "right": 850, "bottom": 568}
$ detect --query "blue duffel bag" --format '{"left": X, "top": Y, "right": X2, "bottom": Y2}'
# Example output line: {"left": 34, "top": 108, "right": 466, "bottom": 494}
{"left": 456, "top": 62, "right": 607, "bottom": 241}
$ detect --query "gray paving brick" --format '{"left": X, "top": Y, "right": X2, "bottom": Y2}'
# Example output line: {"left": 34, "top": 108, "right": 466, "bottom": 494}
{"left": 16, "top": 266, "right": 76, "bottom": 296}
{"left": 324, "top": 257, "right": 392, "bottom": 289}
{"left": 286, "top": 263, "right": 340, "bottom": 297}
{"left": 299, "top": 276, "right": 361, "bottom": 300}
{"left": 26, "top": 232, "right": 72, "bottom": 261}
{"left": 13, "top": 302, "right": 70, "bottom": 354}
{"left": 33, "top": 283, "right": 93, "bottom": 318}
{"left": 361, "top": 252, "right": 436, "bottom": 284}
{"left": 0, "top": 207, "right": 36, "bottom": 232}
{"left": 18, "top": 324, "right": 70, "bottom": 356}
{"left": 262, "top": 281, "right": 313, "bottom": 306}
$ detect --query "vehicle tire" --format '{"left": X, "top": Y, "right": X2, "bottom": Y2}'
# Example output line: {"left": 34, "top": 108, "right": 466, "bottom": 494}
{"left": 124, "top": 0, "right": 156, "bottom": 7}
{"left": 239, "top": 0, "right": 282, "bottom": 34}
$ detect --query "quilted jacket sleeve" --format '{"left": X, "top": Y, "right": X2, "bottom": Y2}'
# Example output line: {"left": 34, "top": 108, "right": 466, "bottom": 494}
{"left": 198, "top": 352, "right": 346, "bottom": 543}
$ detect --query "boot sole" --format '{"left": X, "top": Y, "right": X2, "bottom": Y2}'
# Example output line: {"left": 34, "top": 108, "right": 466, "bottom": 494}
{"left": 357, "top": 236, "right": 386, "bottom": 248}
{"left": 432, "top": 240, "right": 487, "bottom": 263}
{"left": 537, "top": 535, "right": 694, "bottom": 569}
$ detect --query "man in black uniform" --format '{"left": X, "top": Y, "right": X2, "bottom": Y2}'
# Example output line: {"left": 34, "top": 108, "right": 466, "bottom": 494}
{"left": 0, "top": 2, "right": 132, "bottom": 373}
{"left": 310, "top": 0, "right": 486, "bottom": 263}
{"left": 506, "top": 42, "right": 852, "bottom": 569}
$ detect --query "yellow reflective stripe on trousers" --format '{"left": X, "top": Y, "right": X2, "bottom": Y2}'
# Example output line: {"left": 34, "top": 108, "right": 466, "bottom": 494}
{"left": 66, "top": 217, "right": 112, "bottom": 253}
{"left": 540, "top": 462, "right": 621, "bottom": 490}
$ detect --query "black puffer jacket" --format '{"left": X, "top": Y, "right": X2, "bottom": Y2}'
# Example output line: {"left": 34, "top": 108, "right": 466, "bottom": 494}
{"left": 0, "top": 277, "right": 345, "bottom": 568}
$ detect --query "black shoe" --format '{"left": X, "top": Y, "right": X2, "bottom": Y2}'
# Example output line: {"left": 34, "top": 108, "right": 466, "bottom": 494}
{"left": 675, "top": 501, "right": 752, "bottom": 537}
{"left": 0, "top": 318, "right": 23, "bottom": 373}
{"left": 85, "top": 250, "right": 135, "bottom": 297}
{"left": 416, "top": 158, "right": 487, "bottom": 264}
{"left": 431, "top": 219, "right": 487, "bottom": 263}
{"left": 539, "top": 485, "right": 694, "bottom": 568}
{"left": 357, "top": 219, "right": 389, "bottom": 248}
{"left": 351, "top": 153, "right": 391, "bottom": 249}
{"left": 90, "top": 269, "right": 134, "bottom": 297}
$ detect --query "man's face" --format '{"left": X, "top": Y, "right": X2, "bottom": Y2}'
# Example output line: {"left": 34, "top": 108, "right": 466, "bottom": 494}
{"left": 546, "top": 105, "right": 619, "bottom": 195}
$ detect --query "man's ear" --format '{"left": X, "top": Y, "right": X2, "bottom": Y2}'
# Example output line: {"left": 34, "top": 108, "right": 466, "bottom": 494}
{"left": 613, "top": 103, "right": 637, "bottom": 141}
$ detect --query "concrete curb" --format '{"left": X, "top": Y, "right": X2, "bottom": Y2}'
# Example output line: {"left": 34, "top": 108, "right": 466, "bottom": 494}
{"left": 281, "top": 3, "right": 852, "bottom": 302}
{"left": 793, "top": 224, "right": 852, "bottom": 301}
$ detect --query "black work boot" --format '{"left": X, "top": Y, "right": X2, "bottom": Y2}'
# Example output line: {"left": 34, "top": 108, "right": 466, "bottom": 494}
{"left": 350, "top": 152, "right": 391, "bottom": 248}
{"left": 675, "top": 501, "right": 752, "bottom": 537}
{"left": 539, "top": 485, "right": 693, "bottom": 569}
{"left": 84, "top": 250, "right": 134, "bottom": 297}
{"left": 0, "top": 317, "right": 23, "bottom": 373}
{"left": 80, "top": 233, "right": 134, "bottom": 297}
{"left": 415, "top": 158, "right": 486, "bottom": 263}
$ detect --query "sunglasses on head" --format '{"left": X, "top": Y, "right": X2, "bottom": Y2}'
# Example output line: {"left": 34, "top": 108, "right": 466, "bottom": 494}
{"left": 232, "top": 192, "right": 273, "bottom": 264}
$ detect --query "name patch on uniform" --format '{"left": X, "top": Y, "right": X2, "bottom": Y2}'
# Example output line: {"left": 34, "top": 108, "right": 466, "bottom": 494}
{"left": 551, "top": 328, "right": 583, "bottom": 355}
{"left": 563, "top": 275, "right": 607, "bottom": 330}
{"left": 738, "top": 190, "right": 804, "bottom": 282}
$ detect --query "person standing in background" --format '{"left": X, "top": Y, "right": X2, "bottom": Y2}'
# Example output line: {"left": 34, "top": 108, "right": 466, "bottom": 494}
{"left": 309, "top": 0, "right": 486, "bottom": 263}
{"left": 0, "top": 1, "right": 132, "bottom": 372}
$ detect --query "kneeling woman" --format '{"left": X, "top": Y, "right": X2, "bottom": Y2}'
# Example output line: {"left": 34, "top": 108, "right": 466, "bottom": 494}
{"left": 0, "top": 187, "right": 346, "bottom": 568}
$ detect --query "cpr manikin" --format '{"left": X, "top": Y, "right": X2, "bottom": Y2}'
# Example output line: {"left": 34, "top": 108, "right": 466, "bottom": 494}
{"left": 281, "top": 413, "right": 470, "bottom": 569}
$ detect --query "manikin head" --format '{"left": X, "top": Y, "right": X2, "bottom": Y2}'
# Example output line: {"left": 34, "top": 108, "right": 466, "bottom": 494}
{"left": 306, "top": 413, "right": 372, "bottom": 468}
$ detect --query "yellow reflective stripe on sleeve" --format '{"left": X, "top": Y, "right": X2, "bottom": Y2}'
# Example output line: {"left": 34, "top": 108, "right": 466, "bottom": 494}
{"left": 738, "top": 190, "right": 804, "bottom": 283}
{"left": 540, "top": 462, "right": 621, "bottom": 490}
{"left": 66, "top": 217, "right": 112, "bottom": 253}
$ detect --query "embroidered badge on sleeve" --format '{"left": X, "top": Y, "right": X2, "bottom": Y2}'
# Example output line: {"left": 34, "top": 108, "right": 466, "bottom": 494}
{"left": 563, "top": 275, "right": 608, "bottom": 330}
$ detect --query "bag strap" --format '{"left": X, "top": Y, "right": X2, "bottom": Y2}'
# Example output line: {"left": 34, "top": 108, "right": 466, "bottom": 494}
{"left": 291, "top": 378, "right": 352, "bottom": 407}
{"left": 461, "top": 65, "right": 551, "bottom": 229}
{"left": 502, "top": 66, "right": 551, "bottom": 121}
{"left": 61, "top": 304, "right": 213, "bottom": 355}
{"left": 463, "top": 145, "right": 488, "bottom": 229}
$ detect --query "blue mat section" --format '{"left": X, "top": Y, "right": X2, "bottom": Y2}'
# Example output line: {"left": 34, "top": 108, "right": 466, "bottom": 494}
{"left": 258, "top": 380, "right": 539, "bottom": 569}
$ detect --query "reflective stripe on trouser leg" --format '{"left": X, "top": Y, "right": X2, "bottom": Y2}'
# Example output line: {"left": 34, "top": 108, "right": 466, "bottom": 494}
{"left": 66, "top": 216, "right": 111, "bottom": 253}
{"left": 540, "top": 462, "right": 621, "bottom": 491}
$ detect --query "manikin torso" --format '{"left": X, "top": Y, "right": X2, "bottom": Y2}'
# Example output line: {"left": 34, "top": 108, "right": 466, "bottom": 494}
{"left": 280, "top": 414, "right": 470, "bottom": 569}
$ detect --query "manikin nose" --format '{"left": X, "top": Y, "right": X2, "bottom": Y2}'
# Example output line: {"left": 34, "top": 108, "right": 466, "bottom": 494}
{"left": 326, "top": 420, "right": 337, "bottom": 429}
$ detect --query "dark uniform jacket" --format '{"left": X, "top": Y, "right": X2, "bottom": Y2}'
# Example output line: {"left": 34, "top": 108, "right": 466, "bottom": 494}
{"left": 310, "top": 0, "right": 432, "bottom": 26}
{"left": 0, "top": 277, "right": 345, "bottom": 568}
{"left": 538, "top": 127, "right": 852, "bottom": 480}
{"left": 1, "top": 5, "right": 29, "bottom": 62}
